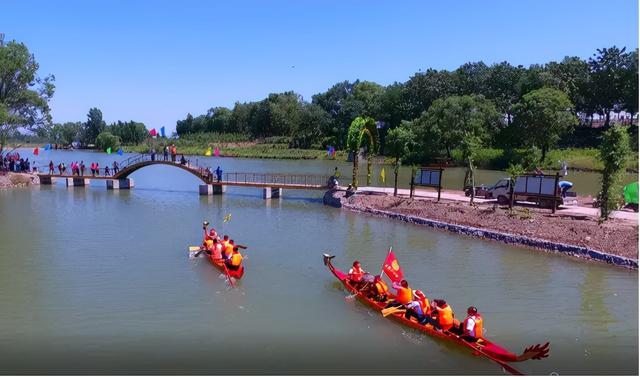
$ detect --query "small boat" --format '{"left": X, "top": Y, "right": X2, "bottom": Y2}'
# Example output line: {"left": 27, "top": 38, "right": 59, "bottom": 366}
{"left": 323, "top": 254, "right": 549, "bottom": 375}
{"left": 189, "top": 246, "right": 244, "bottom": 279}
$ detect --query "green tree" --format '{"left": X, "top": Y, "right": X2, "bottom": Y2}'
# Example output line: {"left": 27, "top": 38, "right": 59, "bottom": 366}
{"left": 588, "top": 46, "right": 634, "bottom": 126}
{"left": 485, "top": 62, "right": 524, "bottom": 125}
{"left": 453, "top": 61, "right": 488, "bottom": 96}
{"left": 402, "top": 69, "right": 456, "bottom": 119}
{"left": 385, "top": 122, "right": 415, "bottom": 196}
{"left": 352, "top": 81, "right": 384, "bottom": 118}
{"left": 512, "top": 88, "right": 578, "bottom": 161}
{"left": 421, "top": 95, "right": 500, "bottom": 157}
{"left": 0, "top": 40, "right": 55, "bottom": 149}
{"left": 95, "top": 131, "right": 120, "bottom": 152}
{"left": 346, "top": 116, "right": 378, "bottom": 188}
{"left": 109, "top": 121, "right": 147, "bottom": 145}
{"left": 312, "top": 80, "right": 361, "bottom": 148}
{"left": 206, "top": 107, "right": 233, "bottom": 133}
{"left": 598, "top": 125, "right": 630, "bottom": 220}
{"left": 461, "top": 132, "right": 482, "bottom": 204}
{"left": 621, "top": 49, "right": 638, "bottom": 115}
{"left": 291, "top": 104, "right": 331, "bottom": 148}
{"left": 544, "top": 56, "right": 591, "bottom": 118}
{"left": 83, "top": 108, "right": 106, "bottom": 146}
{"left": 50, "top": 122, "right": 82, "bottom": 145}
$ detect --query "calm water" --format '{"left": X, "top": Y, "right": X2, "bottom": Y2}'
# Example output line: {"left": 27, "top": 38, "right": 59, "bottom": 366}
{"left": 0, "top": 149, "right": 637, "bottom": 374}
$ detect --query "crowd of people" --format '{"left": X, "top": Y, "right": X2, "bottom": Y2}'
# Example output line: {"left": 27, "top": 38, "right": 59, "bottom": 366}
{"left": 200, "top": 222, "right": 246, "bottom": 272}
{"left": 348, "top": 261, "right": 484, "bottom": 343}
{"left": 1, "top": 153, "right": 35, "bottom": 173}
{"left": 43, "top": 160, "right": 121, "bottom": 176}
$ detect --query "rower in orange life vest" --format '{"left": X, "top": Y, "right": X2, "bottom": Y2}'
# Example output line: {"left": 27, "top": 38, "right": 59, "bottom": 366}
{"left": 225, "top": 246, "right": 243, "bottom": 271}
{"left": 220, "top": 235, "right": 230, "bottom": 258}
{"left": 368, "top": 275, "right": 388, "bottom": 302}
{"left": 404, "top": 289, "right": 433, "bottom": 325}
{"left": 432, "top": 299, "right": 455, "bottom": 332}
{"left": 459, "top": 306, "right": 483, "bottom": 342}
{"left": 348, "top": 261, "right": 367, "bottom": 288}
{"left": 223, "top": 239, "right": 235, "bottom": 260}
{"left": 385, "top": 279, "right": 413, "bottom": 309}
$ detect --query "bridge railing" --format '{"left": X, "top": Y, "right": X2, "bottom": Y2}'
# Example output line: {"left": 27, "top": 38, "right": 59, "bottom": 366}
{"left": 221, "top": 172, "right": 329, "bottom": 187}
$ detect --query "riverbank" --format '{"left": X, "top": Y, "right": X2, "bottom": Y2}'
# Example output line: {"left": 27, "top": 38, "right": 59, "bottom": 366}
{"left": 326, "top": 190, "right": 638, "bottom": 268}
{"left": 0, "top": 172, "right": 40, "bottom": 189}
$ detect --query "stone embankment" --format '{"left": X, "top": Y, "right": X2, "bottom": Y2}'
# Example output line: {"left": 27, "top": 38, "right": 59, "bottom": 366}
{"left": 324, "top": 189, "right": 638, "bottom": 269}
{"left": 0, "top": 172, "right": 40, "bottom": 189}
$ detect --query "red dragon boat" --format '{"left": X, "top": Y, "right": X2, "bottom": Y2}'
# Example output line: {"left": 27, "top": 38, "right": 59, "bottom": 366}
{"left": 207, "top": 253, "right": 244, "bottom": 279}
{"left": 189, "top": 246, "right": 244, "bottom": 279}
{"left": 323, "top": 254, "right": 549, "bottom": 375}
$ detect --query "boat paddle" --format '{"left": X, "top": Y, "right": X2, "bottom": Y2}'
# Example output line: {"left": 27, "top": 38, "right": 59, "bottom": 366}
{"left": 345, "top": 278, "right": 371, "bottom": 299}
{"left": 381, "top": 306, "right": 406, "bottom": 317}
{"left": 221, "top": 260, "right": 235, "bottom": 288}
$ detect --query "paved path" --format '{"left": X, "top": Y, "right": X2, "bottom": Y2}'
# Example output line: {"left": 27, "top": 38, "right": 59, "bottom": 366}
{"left": 356, "top": 186, "right": 638, "bottom": 223}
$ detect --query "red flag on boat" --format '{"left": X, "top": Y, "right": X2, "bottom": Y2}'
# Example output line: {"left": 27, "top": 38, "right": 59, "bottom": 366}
{"left": 149, "top": 128, "right": 157, "bottom": 137}
{"left": 382, "top": 247, "right": 404, "bottom": 283}
{"left": 33, "top": 147, "right": 39, "bottom": 156}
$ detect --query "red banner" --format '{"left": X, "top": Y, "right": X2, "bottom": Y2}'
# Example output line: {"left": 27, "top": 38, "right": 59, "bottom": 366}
{"left": 382, "top": 249, "right": 404, "bottom": 283}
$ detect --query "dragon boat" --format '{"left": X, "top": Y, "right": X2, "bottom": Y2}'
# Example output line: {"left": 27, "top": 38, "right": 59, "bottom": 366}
{"left": 323, "top": 254, "right": 549, "bottom": 375}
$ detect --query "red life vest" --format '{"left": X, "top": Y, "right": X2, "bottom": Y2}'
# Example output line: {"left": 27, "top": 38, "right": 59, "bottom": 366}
{"left": 349, "top": 266, "right": 365, "bottom": 282}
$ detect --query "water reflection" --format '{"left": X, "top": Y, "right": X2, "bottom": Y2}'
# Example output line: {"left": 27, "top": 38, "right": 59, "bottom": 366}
{"left": 580, "top": 267, "right": 612, "bottom": 332}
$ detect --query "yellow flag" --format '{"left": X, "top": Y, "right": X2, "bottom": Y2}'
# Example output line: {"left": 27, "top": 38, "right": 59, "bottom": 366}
{"left": 205, "top": 147, "right": 212, "bottom": 156}
{"left": 380, "top": 167, "right": 385, "bottom": 183}
{"left": 223, "top": 213, "right": 232, "bottom": 223}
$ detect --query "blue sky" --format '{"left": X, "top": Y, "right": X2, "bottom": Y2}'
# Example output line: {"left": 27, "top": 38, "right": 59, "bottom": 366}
{"left": 2, "top": 0, "right": 638, "bottom": 133}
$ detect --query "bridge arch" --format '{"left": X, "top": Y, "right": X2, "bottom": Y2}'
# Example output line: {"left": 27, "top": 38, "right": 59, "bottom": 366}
{"left": 113, "top": 158, "right": 210, "bottom": 183}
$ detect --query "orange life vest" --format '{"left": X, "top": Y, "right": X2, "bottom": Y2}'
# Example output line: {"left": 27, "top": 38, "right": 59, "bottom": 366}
{"left": 396, "top": 286, "right": 413, "bottom": 305}
{"left": 205, "top": 239, "right": 214, "bottom": 249}
{"left": 374, "top": 280, "right": 388, "bottom": 295}
{"left": 230, "top": 252, "right": 243, "bottom": 267}
{"left": 224, "top": 244, "right": 233, "bottom": 258}
{"left": 463, "top": 314, "right": 483, "bottom": 338}
{"left": 438, "top": 305, "right": 454, "bottom": 330}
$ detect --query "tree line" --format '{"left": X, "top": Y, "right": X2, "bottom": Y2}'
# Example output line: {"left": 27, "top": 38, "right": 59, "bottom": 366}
{"left": 48, "top": 107, "right": 149, "bottom": 148}
{"left": 175, "top": 46, "right": 638, "bottom": 160}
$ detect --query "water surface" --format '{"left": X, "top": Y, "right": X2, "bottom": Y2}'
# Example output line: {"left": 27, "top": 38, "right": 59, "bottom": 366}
{"left": 0, "top": 150, "right": 637, "bottom": 374}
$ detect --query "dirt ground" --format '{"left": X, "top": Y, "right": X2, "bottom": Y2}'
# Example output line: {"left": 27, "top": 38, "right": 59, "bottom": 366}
{"left": 346, "top": 193, "right": 639, "bottom": 260}
{"left": 0, "top": 172, "right": 39, "bottom": 189}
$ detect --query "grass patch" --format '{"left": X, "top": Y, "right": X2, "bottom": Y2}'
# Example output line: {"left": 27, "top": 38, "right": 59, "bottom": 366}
{"left": 452, "top": 147, "right": 638, "bottom": 172}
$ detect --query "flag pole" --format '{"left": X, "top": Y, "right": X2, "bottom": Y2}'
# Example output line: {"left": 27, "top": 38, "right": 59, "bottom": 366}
{"left": 380, "top": 246, "right": 392, "bottom": 277}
